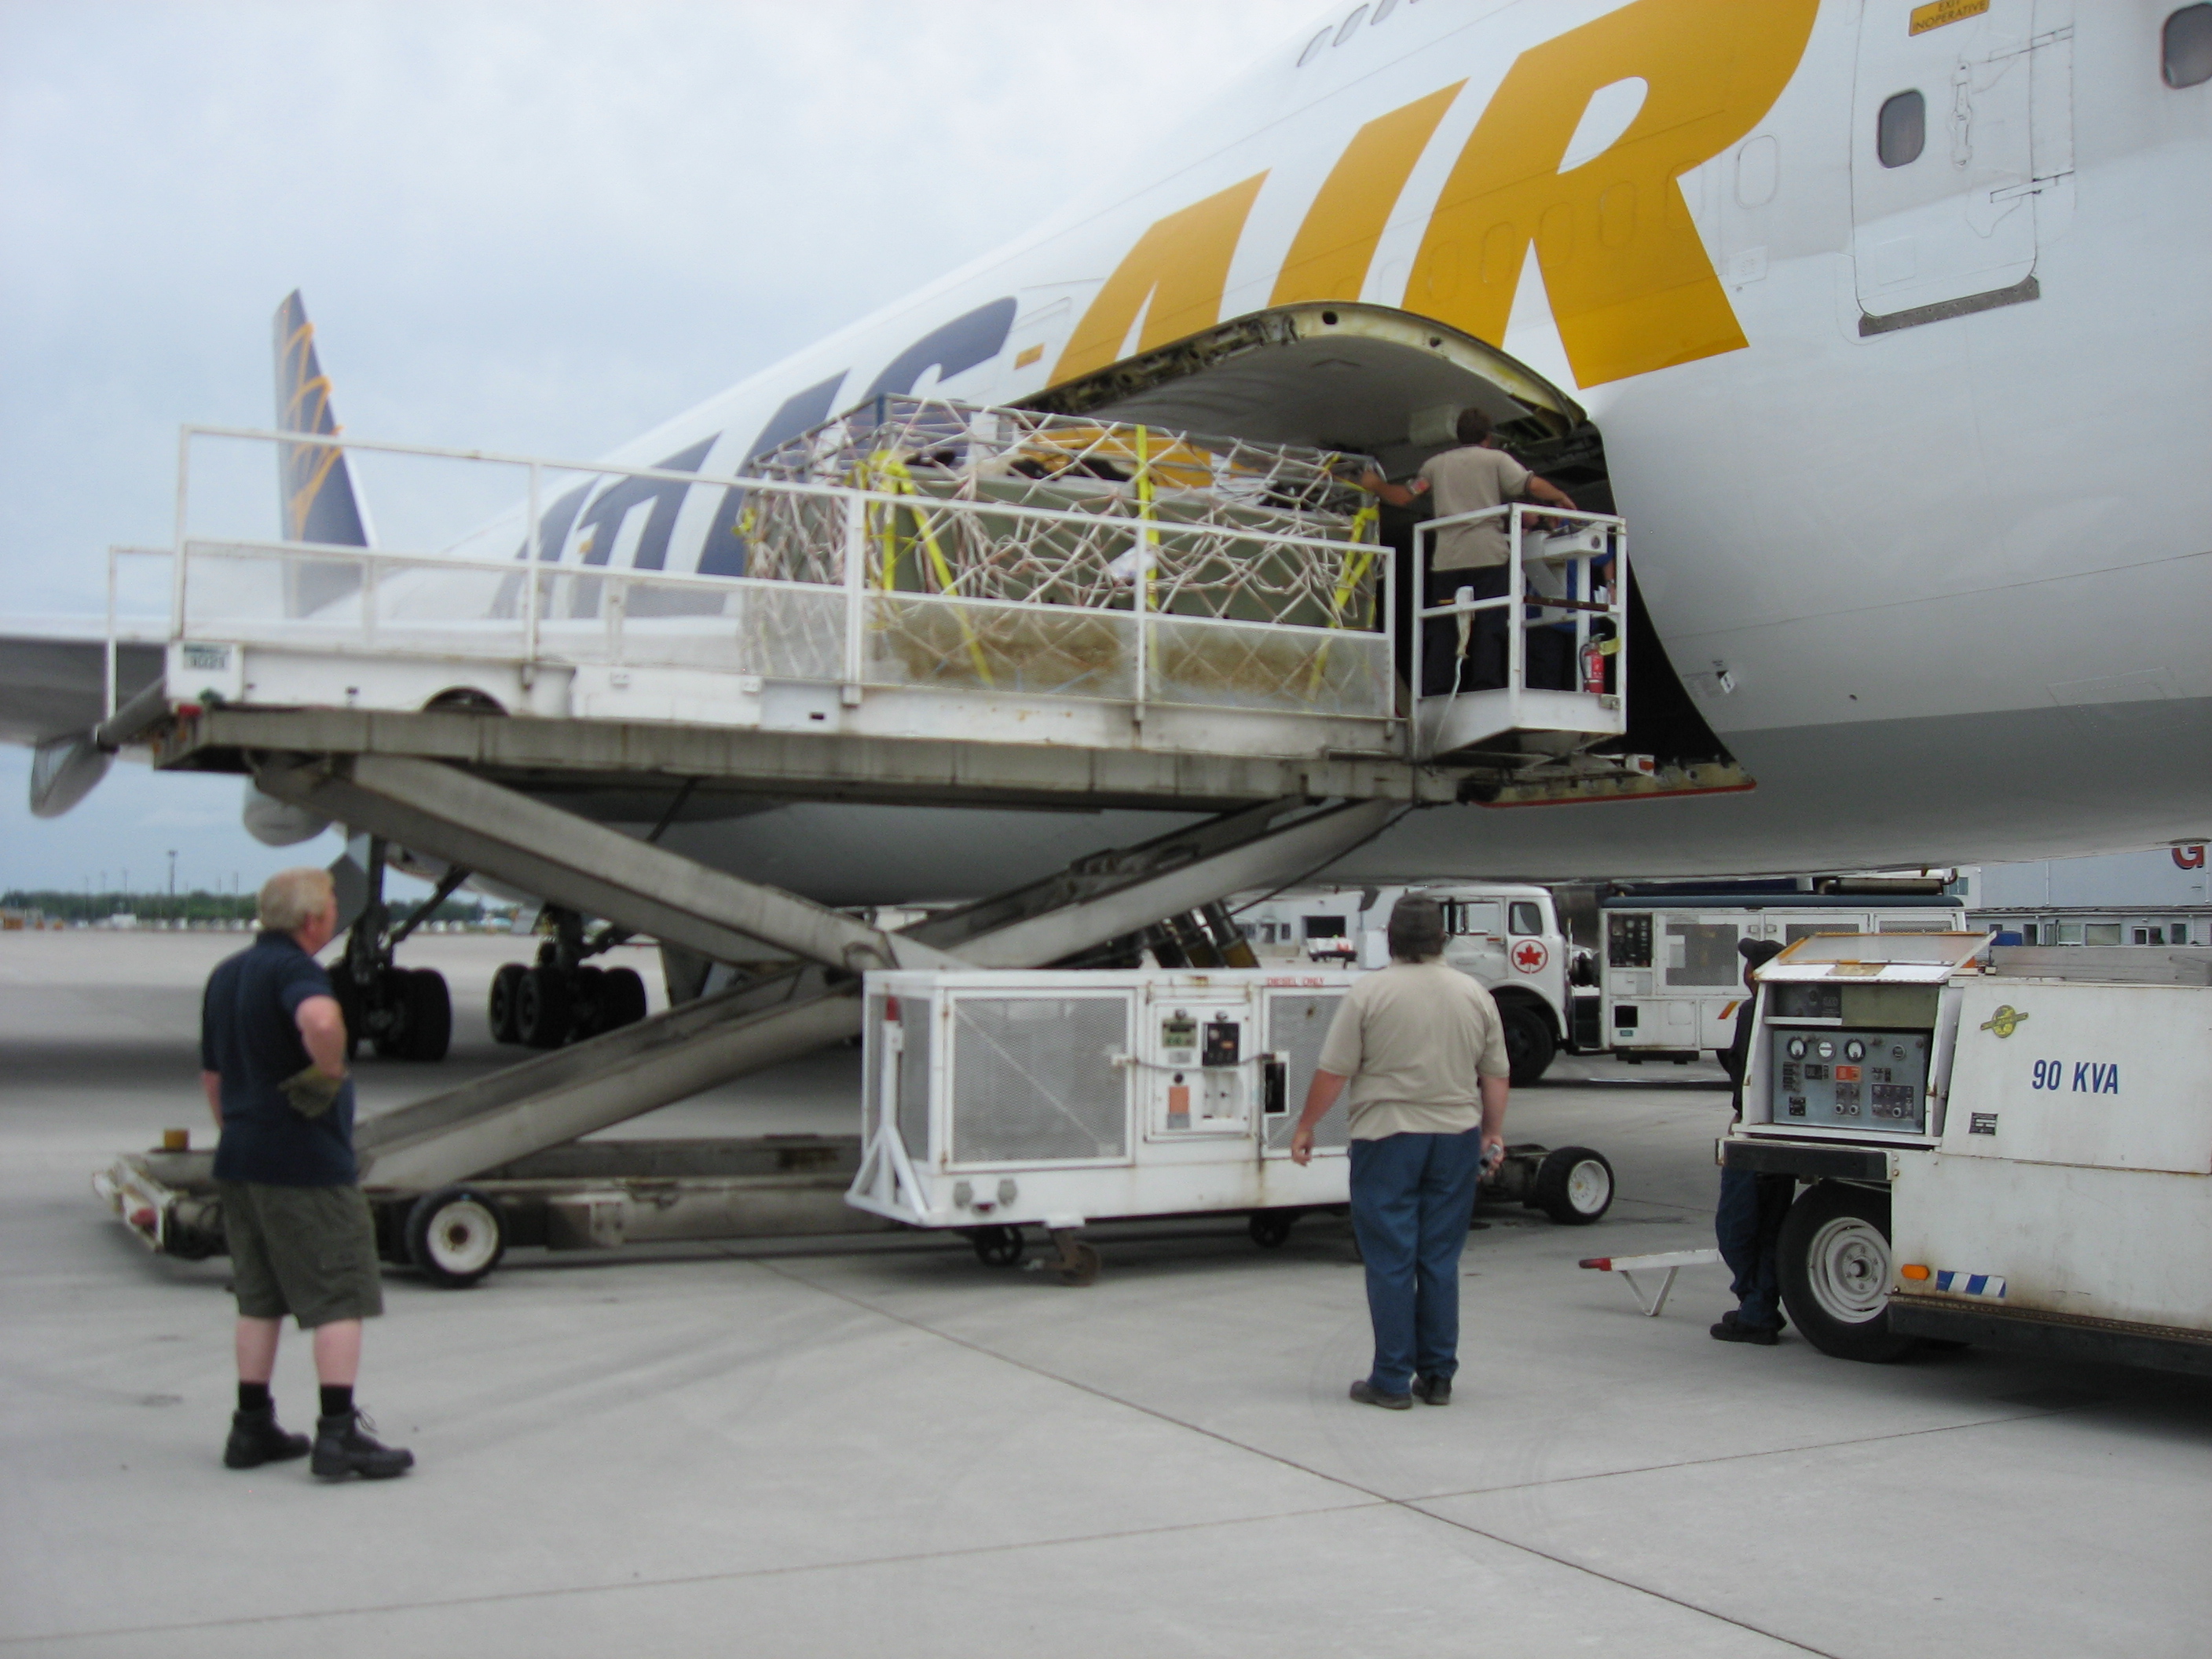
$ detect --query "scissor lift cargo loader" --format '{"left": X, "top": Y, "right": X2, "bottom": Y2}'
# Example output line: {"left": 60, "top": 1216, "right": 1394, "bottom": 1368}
{"left": 93, "top": 401, "right": 1633, "bottom": 1285}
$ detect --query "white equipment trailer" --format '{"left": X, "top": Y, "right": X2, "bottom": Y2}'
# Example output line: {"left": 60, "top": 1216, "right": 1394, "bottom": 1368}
{"left": 845, "top": 967, "right": 1616, "bottom": 1284}
{"left": 1724, "top": 934, "right": 2212, "bottom": 1375}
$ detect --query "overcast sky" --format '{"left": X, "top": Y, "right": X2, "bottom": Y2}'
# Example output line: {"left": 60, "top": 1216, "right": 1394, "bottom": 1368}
{"left": 0, "top": 0, "right": 1303, "bottom": 895}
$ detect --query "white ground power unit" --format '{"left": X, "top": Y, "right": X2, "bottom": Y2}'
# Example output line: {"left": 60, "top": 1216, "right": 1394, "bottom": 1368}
{"left": 846, "top": 968, "right": 1614, "bottom": 1284}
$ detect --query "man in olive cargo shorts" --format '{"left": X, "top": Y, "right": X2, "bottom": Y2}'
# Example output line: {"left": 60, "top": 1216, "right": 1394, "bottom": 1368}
{"left": 203, "top": 866, "right": 412, "bottom": 1479}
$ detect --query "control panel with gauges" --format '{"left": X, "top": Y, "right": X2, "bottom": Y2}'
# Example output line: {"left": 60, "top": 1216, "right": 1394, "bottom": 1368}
{"left": 1767, "top": 1027, "right": 1932, "bottom": 1132}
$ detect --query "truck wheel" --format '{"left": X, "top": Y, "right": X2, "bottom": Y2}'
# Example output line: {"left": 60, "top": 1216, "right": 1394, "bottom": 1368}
{"left": 488, "top": 962, "right": 526, "bottom": 1045}
{"left": 405, "top": 1186, "right": 506, "bottom": 1287}
{"left": 1248, "top": 1210, "right": 1298, "bottom": 1248}
{"left": 1501, "top": 1001, "right": 1556, "bottom": 1086}
{"left": 516, "top": 965, "right": 570, "bottom": 1049}
{"left": 1533, "top": 1146, "right": 1613, "bottom": 1224}
{"left": 400, "top": 969, "right": 451, "bottom": 1061}
{"left": 1778, "top": 1183, "right": 1914, "bottom": 1362}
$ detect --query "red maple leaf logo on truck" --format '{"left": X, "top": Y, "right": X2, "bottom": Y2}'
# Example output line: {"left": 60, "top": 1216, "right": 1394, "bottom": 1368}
{"left": 1511, "top": 940, "right": 1548, "bottom": 975}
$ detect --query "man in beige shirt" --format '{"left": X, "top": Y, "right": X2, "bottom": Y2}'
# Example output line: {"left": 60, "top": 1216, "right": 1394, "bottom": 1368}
{"left": 1289, "top": 894, "right": 1509, "bottom": 1408}
{"left": 1361, "top": 407, "right": 1576, "bottom": 694}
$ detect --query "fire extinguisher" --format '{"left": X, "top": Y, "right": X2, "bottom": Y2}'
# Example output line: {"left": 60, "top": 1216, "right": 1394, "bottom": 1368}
{"left": 1580, "top": 639, "right": 1606, "bottom": 694}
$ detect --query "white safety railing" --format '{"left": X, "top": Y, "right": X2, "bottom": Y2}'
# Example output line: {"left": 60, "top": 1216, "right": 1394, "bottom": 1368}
{"left": 1409, "top": 503, "right": 1627, "bottom": 756}
{"left": 141, "top": 423, "right": 1395, "bottom": 736}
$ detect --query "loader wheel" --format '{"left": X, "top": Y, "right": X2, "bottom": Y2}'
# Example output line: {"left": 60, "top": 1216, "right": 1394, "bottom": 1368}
{"left": 1532, "top": 1146, "right": 1613, "bottom": 1225}
{"left": 488, "top": 962, "right": 526, "bottom": 1045}
{"left": 1778, "top": 1182, "right": 1915, "bottom": 1363}
{"left": 1501, "top": 1002, "right": 1557, "bottom": 1086}
{"left": 405, "top": 1186, "right": 506, "bottom": 1288}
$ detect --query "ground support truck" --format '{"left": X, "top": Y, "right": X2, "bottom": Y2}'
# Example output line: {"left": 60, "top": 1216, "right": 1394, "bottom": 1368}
{"left": 1724, "top": 934, "right": 2212, "bottom": 1375}
{"left": 1233, "top": 883, "right": 1584, "bottom": 1086}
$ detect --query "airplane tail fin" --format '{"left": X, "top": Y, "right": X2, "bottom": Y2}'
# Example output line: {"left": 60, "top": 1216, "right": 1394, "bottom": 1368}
{"left": 273, "top": 290, "right": 375, "bottom": 549}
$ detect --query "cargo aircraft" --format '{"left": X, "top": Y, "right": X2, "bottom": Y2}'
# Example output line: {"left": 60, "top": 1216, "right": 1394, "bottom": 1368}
{"left": 11, "top": 0, "right": 2210, "bottom": 909}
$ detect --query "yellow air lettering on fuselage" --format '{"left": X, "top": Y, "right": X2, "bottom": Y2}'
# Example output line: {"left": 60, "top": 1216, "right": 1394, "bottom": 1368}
{"left": 1271, "top": 82, "right": 1467, "bottom": 307}
{"left": 1405, "top": 0, "right": 1818, "bottom": 387}
{"left": 1053, "top": 174, "right": 1269, "bottom": 384}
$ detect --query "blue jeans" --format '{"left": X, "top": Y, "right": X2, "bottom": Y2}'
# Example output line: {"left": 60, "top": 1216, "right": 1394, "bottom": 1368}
{"left": 1349, "top": 1130, "right": 1485, "bottom": 1393}
{"left": 1715, "top": 1167, "right": 1794, "bottom": 1329}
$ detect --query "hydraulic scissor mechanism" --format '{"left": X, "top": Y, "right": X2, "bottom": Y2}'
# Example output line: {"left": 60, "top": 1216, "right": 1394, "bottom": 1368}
{"left": 248, "top": 753, "right": 1398, "bottom": 1193}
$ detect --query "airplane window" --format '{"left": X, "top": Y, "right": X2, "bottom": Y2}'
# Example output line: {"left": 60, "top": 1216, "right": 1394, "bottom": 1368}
{"left": 1336, "top": 6, "right": 1370, "bottom": 45}
{"left": 2167, "top": 5, "right": 2212, "bottom": 87}
{"left": 1372, "top": 0, "right": 1400, "bottom": 22}
{"left": 1298, "top": 28, "right": 1330, "bottom": 66}
{"left": 1877, "top": 90, "right": 1925, "bottom": 167}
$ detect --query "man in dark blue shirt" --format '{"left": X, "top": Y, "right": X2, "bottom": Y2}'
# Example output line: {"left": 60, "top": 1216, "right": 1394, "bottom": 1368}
{"left": 203, "top": 866, "right": 412, "bottom": 1479}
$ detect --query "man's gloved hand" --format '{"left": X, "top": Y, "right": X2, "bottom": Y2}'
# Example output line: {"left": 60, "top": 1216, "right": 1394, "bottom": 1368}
{"left": 280, "top": 1064, "right": 346, "bottom": 1119}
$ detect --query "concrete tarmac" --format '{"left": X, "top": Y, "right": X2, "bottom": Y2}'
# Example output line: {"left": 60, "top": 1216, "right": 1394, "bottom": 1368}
{"left": 3, "top": 931, "right": 2207, "bottom": 1657}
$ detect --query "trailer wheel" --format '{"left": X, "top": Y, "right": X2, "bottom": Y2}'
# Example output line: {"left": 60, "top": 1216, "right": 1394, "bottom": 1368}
{"left": 969, "top": 1225, "right": 1024, "bottom": 1268}
{"left": 1501, "top": 1002, "right": 1557, "bottom": 1086}
{"left": 1778, "top": 1183, "right": 1914, "bottom": 1362}
{"left": 1248, "top": 1210, "right": 1297, "bottom": 1248}
{"left": 405, "top": 1186, "right": 506, "bottom": 1287}
{"left": 488, "top": 962, "right": 526, "bottom": 1045}
{"left": 1533, "top": 1146, "right": 1613, "bottom": 1225}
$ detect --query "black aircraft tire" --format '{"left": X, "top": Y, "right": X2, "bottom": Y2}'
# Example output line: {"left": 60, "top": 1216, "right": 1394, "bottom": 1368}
{"left": 516, "top": 965, "right": 571, "bottom": 1049}
{"left": 401, "top": 969, "right": 451, "bottom": 1061}
{"left": 1501, "top": 1000, "right": 1557, "bottom": 1086}
{"left": 488, "top": 962, "right": 526, "bottom": 1045}
{"left": 602, "top": 967, "right": 649, "bottom": 1031}
{"left": 405, "top": 1186, "right": 506, "bottom": 1288}
{"left": 1778, "top": 1182, "right": 1916, "bottom": 1364}
{"left": 1533, "top": 1146, "right": 1613, "bottom": 1225}
{"left": 570, "top": 965, "right": 607, "bottom": 1040}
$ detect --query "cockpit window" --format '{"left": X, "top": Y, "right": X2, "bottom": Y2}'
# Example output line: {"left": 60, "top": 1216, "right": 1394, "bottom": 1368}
{"left": 1372, "top": 0, "right": 1401, "bottom": 22}
{"left": 1335, "top": 6, "right": 1370, "bottom": 44}
{"left": 1877, "top": 90, "right": 1925, "bottom": 168}
{"left": 2166, "top": 5, "right": 2212, "bottom": 87}
{"left": 1297, "top": 28, "right": 1330, "bottom": 67}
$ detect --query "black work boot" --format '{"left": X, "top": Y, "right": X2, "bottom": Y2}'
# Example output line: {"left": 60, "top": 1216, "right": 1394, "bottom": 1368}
{"left": 1411, "top": 1374, "right": 1452, "bottom": 1406}
{"left": 224, "top": 1405, "right": 311, "bottom": 1469}
{"left": 311, "top": 1408, "right": 415, "bottom": 1480}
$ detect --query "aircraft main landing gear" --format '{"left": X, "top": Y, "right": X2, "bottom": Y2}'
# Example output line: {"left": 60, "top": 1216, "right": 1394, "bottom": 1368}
{"left": 331, "top": 836, "right": 459, "bottom": 1062}
{"left": 489, "top": 907, "right": 650, "bottom": 1049}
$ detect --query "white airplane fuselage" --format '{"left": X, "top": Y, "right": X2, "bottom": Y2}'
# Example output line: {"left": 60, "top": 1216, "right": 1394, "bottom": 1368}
{"left": 335, "top": 2, "right": 2212, "bottom": 901}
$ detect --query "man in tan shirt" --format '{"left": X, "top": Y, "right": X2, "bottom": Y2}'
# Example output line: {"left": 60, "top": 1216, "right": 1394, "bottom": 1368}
{"left": 1289, "top": 894, "right": 1510, "bottom": 1408}
{"left": 1361, "top": 407, "right": 1576, "bottom": 694}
